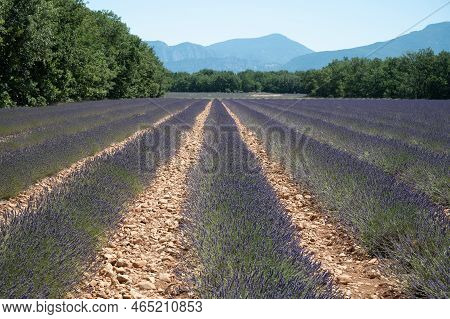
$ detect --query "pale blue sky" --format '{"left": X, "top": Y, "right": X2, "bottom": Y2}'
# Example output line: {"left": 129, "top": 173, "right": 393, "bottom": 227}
{"left": 85, "top": 0, "right": 450, "bottom": 51}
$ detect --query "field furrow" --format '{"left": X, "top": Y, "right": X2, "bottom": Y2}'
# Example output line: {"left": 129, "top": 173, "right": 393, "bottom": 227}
{"left": 0, "top": 104, "right": 190, "bottom": 222}
{"left": 0, "top": 101, "right": 208, "bottom": 298}
{"left": 181, "top": 100, "right": 336, "bottom": 298}
{"left": 69, "top": 101, "right": 211, "bottom": 299}
{"left": 0, "top": 99, "right": 181, "bottom": 137}
{"left": 229, "top": 99, "right": 450, "bottom": 206}
{"left": 0, "top": 96, "right": 448, "bottom": 300}
{"left": 224, "top": 102, "right": 403, "bottom": 298}
{"left": 258, "top": 99, "right": 449, "bottom": 155}
{"left": 225, "top": 99, "right": 448, "bottom": 298}
{"left": 0, "top": 99, "right": 193, "bottom": 199}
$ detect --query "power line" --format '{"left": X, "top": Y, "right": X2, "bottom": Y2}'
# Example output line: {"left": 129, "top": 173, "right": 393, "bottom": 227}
{"left": 365, "top": 1, "right": 450, "bottom": 58}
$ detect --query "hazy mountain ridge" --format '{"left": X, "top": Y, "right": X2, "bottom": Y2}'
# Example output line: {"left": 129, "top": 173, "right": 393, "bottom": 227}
{"left": 284, "top": 22, "right": 450, "bottom": 71}
{"left": 147, "top": 34, "right": 313, "bottom": 72}
{"left": 207, "top": 34, "right": 313, "bottom": 64}
{"left": 149, "top": 41, "right": 216, "bottom": 62}
{"left": 148, "top": 22, "right": 450, "bottom": 72}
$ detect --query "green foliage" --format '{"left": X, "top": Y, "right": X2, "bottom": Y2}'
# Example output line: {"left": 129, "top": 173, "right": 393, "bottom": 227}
{"left": 169, "top": 49, "right": 450, "bottom": 99}
{"left": 0, "top": 0, "right": 168, "bottom": 107}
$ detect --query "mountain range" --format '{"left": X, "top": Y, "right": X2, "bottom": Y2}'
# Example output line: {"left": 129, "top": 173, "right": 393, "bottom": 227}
{"left": 148, "top": 33, "right": 312, "bottom": 72}
{"left": 147, "top": 22, "right": 450, "bottom": 73}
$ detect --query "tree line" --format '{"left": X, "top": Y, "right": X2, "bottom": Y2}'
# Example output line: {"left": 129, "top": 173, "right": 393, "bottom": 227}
{"left": 1, "top": 0, "right": 448, "bottom": 108}
{"left": 0, "top": 0, "right": 168, "bottom": 107}
{"left": 170, "top": 49, "right": 450, "bottom": 99}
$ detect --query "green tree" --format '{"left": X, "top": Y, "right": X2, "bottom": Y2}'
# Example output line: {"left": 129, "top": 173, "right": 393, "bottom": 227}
{"left": 0, "top": 0, "right": 168, "bottom": 107}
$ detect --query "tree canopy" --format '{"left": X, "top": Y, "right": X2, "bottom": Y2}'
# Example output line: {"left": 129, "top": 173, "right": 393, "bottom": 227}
{"left": 0, "top": 0, "right": 168, "bottom": 107}
{"left": 169, "top": 49, "right": 450, "bottom": 99}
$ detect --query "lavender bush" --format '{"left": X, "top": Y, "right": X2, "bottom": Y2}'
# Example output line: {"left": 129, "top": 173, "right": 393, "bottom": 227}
{"left": 0, "top": 99, "right": 193, "bottom": 199}
{"left": 258, "top": 98, "right": 449, "bottom": 148}
{"left": 0, "top": 100, "right": 208, "bottom": 298}
{"left": 232, "top": 99, "right": 450, "bottom": 206}
{"left": 0, "top": 98, "right": 175, "bottom": 136}
{"left": 226, "top": 100, "right": 449, "bottom": 298}
{"left": 182, "top": 100, "right": 337, "bottom": 299}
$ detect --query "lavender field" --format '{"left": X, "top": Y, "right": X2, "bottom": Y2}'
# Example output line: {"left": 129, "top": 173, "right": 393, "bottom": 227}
{"left": 0, "top": 98, "right": 448, "bottom": 299}
{"left": 225, "top": 98, "right": 449, "bottom": 298}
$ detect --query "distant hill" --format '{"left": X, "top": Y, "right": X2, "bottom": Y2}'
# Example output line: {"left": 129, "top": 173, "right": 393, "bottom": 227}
{"left": 284, "top": 22, "right": 450, "bottom": 71}
{"left": 148, "top": 22, "right": 450, "bottom": 73}
{"left": 147, "top": 34, "right": 313, "bottom": 72}
{"left": 149, "top": 41, "right": 214, "bottom": 62}
{"left": 207, "top": 34, "right": 313, "bottom": 64}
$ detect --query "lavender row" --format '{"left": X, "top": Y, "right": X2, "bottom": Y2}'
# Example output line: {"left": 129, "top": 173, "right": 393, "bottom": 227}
{"left": 0, "top": 100, "right": 208, "bottom": 298}
{"left": 256, "top": 99, "right": 449, "bottom": 154}
{"left": 182, "top": 100, "right": 337, "bottom": 299}
{"left": 0, "top": 98, "right": 182, "bottom": 137}
{"left": 0, "top": 100, "right": 177, "bottom": 153}
{"left": 0, "top": 99, "right": 193, "bottom": 199}
{"left": 233, "top": 99, "right": 450, "bottom": 206}
{"left": 258, "top": 98, "right": 449, "bottom": 133}
{"left": 226, "top": 100, "right": 449, "bottom": 298}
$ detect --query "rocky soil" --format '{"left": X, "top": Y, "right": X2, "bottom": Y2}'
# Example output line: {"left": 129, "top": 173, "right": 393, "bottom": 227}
{"left": 224, "top": 102, "right": 404, "bottom": 299}
{"left": 68, "top": 103, "right": 211, "bottom": 299}
{"left": 0, "top": 107, "right": 189, "bottom": 223}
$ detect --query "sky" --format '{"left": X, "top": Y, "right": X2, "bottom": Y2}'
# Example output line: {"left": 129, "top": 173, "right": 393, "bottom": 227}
{"left": 85, "top": 0, "right": 450, "bottom": 51}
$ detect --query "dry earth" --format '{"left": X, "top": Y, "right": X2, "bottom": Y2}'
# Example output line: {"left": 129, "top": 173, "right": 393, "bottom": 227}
{"left": 0, "top": 105, "right": 190, "bottom": 223}
{"left": 68, "top": 102, "right": 211, "bottom": 299}
{"left": 0, "top": 132, "right": 28, "bottom": 144}
{"left": 223, "top": 102, "right": 404, "bottom": 299}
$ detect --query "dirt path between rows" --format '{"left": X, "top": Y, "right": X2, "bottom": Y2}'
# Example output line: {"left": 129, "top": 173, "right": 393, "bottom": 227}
{"left": 68, "top": 102, "right": 211, "bottom": 299}
{"left": 223, "top": 102, "right": 404, "bottom": 299}
{"left": 0, "top": 106, "right": 191, "bottom": 223}
{"left": 0, "top": 131, "right": 29, "bottom": 144}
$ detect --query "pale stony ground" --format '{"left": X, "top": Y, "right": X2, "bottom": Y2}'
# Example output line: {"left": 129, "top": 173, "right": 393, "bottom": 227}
{"left": 223, "top": 102, "right": 404, "bottom": 299}
{"left": 68, "top": 102, "right": 211, "bottom": 299}
{"left": 0, "top": 131, "right": 28, "bottom": 143}
{"left": 0, "top": 106, "right": 190, "bottom": 223}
